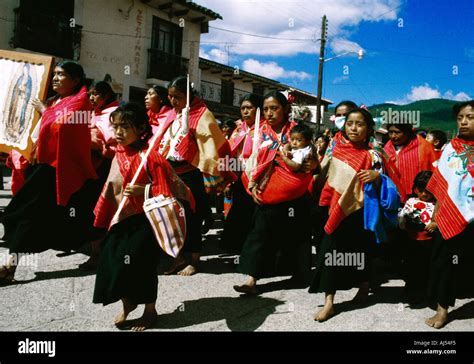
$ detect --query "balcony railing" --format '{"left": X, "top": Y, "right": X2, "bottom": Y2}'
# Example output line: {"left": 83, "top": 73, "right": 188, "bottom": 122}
{"left": 200, "top": 80, "right": 221, "bottom": 103}
{"left": 11, "top": 8, "right": 82, "bottom": 60}
{"left": 147, "top": 49, "right": 189, "bottom": 81}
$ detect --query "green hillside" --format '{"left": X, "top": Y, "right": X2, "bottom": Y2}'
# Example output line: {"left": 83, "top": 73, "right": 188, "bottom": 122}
{"left": 368, "top": 99, "right": 459, "bottom": 138}
{"left": 329, "top": 99, "right": 462, "bottom": 138}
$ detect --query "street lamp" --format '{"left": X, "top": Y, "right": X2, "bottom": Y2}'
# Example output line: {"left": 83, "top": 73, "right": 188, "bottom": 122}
{"left": 315, "top": 15, "right": 364, "bottom": 135}
{"left": 324, "top": 49, "right": 365, "bottom": 62}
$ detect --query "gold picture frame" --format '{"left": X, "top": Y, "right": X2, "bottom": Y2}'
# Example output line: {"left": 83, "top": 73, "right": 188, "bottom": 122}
{"left": 0, "top": 50, "right": 54, "bottom": 159}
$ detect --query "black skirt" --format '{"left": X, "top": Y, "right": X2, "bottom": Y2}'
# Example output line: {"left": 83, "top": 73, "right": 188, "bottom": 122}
{"left": 308, "top": 209, "right": 376, "bottom": 293}
{"left": 2, "top": 163, "right": 106, "bottom": 254}
{"left": 176, "top": 168, "right": 209, "bottom": 254}
{"left": 93, "top": 213, "right": 160, "bottom": 306}
{"left": 220, "top": 176, "right": 256, "bottom": 254}
{"left": 237, "top": 196, "right": 312, "bottom": 280}
{"left": 427, "top": 224, "right": 474, "bottom": 307}
{"left": 403, "top": 237, "right": 433, "bottom": 295}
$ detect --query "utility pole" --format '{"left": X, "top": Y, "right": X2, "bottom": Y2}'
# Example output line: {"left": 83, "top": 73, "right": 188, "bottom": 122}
{"left": 316, "top": 15, "right": 327, "bottom": 136}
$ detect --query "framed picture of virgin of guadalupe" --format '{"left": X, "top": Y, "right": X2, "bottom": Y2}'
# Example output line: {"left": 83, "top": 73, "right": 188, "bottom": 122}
{"left": 0, "top": 49, "right": 54, "bottom": 159}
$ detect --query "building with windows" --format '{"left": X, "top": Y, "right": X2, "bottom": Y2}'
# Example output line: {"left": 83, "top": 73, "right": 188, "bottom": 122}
{"left": 199, "top": 57, "right": 332, "bottom": 125}
{"left": 0, "top": 0, "right": 221, "bottom": 101}
{"left": 0, "top": 0, "right": 331, "bottom": 126}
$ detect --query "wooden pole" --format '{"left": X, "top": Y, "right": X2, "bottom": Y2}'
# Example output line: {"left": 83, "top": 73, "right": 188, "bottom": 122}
{"left": 316, "top": 15, "right": 327, "bottom": 136}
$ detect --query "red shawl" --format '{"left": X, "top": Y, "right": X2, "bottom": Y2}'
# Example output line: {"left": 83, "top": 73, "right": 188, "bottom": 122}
{"left": 37, "top": 86, "right": 97, "bottom": 206}
{"left": 6, "top": 150, "right": 29, "bottom": 195}
{"left": 384, "top": 135, "right": 437, "bottom": 197}
{"left": 241, "top": 120, "right": 313, "bottom": 204}
{"left": 320, "top": 138, "right": 404, "bottom": 234}
{"left": 426, "top": 137, "right": 474, "bottom": 239}
{"left": 148, "top": 105, "right": 172, "bottom": 127}
{"left": 94, "top": 144, "right": 194, "bottom": 229}
{"left": 155, "top": 97, "right": 236, "bottom": 189}
{"left": 90, "top": 100, "right": 119, "bottom": 168}
{"left": 228, "top": 119, "right": 255, "bottom": 161}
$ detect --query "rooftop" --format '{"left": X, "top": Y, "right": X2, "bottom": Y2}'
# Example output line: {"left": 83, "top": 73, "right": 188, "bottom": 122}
{"left": 200, "top": 57, "right": 332, "bottom": 104}
{"left": 141, "top": 0, "right": 222, "bottom": 21}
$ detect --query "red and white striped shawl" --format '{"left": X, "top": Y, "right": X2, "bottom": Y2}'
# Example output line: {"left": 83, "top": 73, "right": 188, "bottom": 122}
{"left": 93, "top": 144, "right": 194, "bottom": 229}
{"left": 228, "top": 119, "right": 255, "bottom": 162}
{"left": 319, "top": 138, "right": 404, "bottom": 234}
{"left": 384, "top": 134, "right": 437, "bottom": 197}
{"left": 426, "top": 137, "right": 474, "bottom": 240}
{"left": 155, "top": 97, "right": 236, "bottom": 189}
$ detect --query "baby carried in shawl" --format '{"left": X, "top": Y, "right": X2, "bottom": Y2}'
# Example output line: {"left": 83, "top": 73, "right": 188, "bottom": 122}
{"left": 241, "top": 121, "right": 314, "bottom": 205}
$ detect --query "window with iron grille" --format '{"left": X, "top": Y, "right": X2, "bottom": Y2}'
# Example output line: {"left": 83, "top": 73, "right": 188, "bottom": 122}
{"left": 148, "top": 16, "right": 188, "bottom": 81}
{"left": 12, "top": 0, "right": 80, "bottom": 60}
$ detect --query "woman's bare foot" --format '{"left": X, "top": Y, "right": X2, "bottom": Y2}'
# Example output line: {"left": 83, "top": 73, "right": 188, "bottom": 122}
{"left": 164, "top": 255, "right": 187, "bottom": 275}
{"left": 425, "top": 305, "right": 448, "bottom": 329}
{"left": 177, "top": 253, "right": 200, "bottom": 276}
{"left": 177, "top": 264, "right": 197, "bottom": 276}
{"left": 314, "top": 305, "right": 335, "bottom": 322}
{"left": 233, "top": 276, "right": 257, "bottom": 295}
{"left": 233, "top": 284, "right": 257, "bottom": 295}
{"left": 0, "top": 265, "right": 16, "bottom": 285}
{"left": 114, "top": 299, "right": 137, "bottom": 328}
{"left": 131, "top": 305, "right": 158, "bottom": 332}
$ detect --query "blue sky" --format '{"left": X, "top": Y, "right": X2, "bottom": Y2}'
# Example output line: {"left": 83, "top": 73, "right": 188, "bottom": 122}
{"left": 197, "top": 0, "right": 473, "bottom": 106}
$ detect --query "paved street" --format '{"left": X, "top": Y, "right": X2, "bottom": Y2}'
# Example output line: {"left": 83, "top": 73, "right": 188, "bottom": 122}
{"left": 0, "top": 177, "right": 473, "bottom": 332}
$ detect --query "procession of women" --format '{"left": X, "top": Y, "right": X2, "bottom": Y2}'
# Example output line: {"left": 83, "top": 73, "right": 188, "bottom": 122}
{"left": 0, "top": 60, "right": 472, "bottom": 331}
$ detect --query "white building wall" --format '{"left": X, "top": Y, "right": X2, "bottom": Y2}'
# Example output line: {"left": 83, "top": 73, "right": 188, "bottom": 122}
{"left": 79, "top": 0, "right": 202, "bottom": 100}
{"left": 182, "top": 21, "right": 201, "bottom": 89}
{"left": 0, "top": 0, "right": 204, "bottom": 101}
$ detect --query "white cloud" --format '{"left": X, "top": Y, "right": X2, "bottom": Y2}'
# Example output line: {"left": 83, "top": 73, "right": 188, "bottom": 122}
{"left": 199, "top": 47, "right": 229, "bottom": 64}
{"left": 242, "top": 59, "right": 311, "bottom": 81}
{"left": 443, "top": 90, "right": 471, "bottom": 102}
{"left": 386, "top": 84, "right": 471, "bottom": 104}
{"left": 409, "top": 84, "right": 441, "bottom": 100}
{"left": 329, "top": 38, "right": 364, "bottom": 56}
{"left": 196, "top": 0, "right": 401, "bottom": 57}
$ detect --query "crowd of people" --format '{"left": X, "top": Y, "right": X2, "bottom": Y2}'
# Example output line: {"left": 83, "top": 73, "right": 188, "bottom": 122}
{"left": 0, "top": 60, "right": 472, "bottom": 331}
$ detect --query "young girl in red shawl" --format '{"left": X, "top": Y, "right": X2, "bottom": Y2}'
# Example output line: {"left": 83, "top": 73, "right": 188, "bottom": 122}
{"left": 309, "top": 108, "right": 403, "bottom": 322}
{"left": 92, "top": 103, "right": 192, "bottom": 331}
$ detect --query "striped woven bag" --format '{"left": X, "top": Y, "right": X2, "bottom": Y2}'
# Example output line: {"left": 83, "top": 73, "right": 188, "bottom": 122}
{"left": 143, "top": 185, "right": 186, "bottom": 258}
